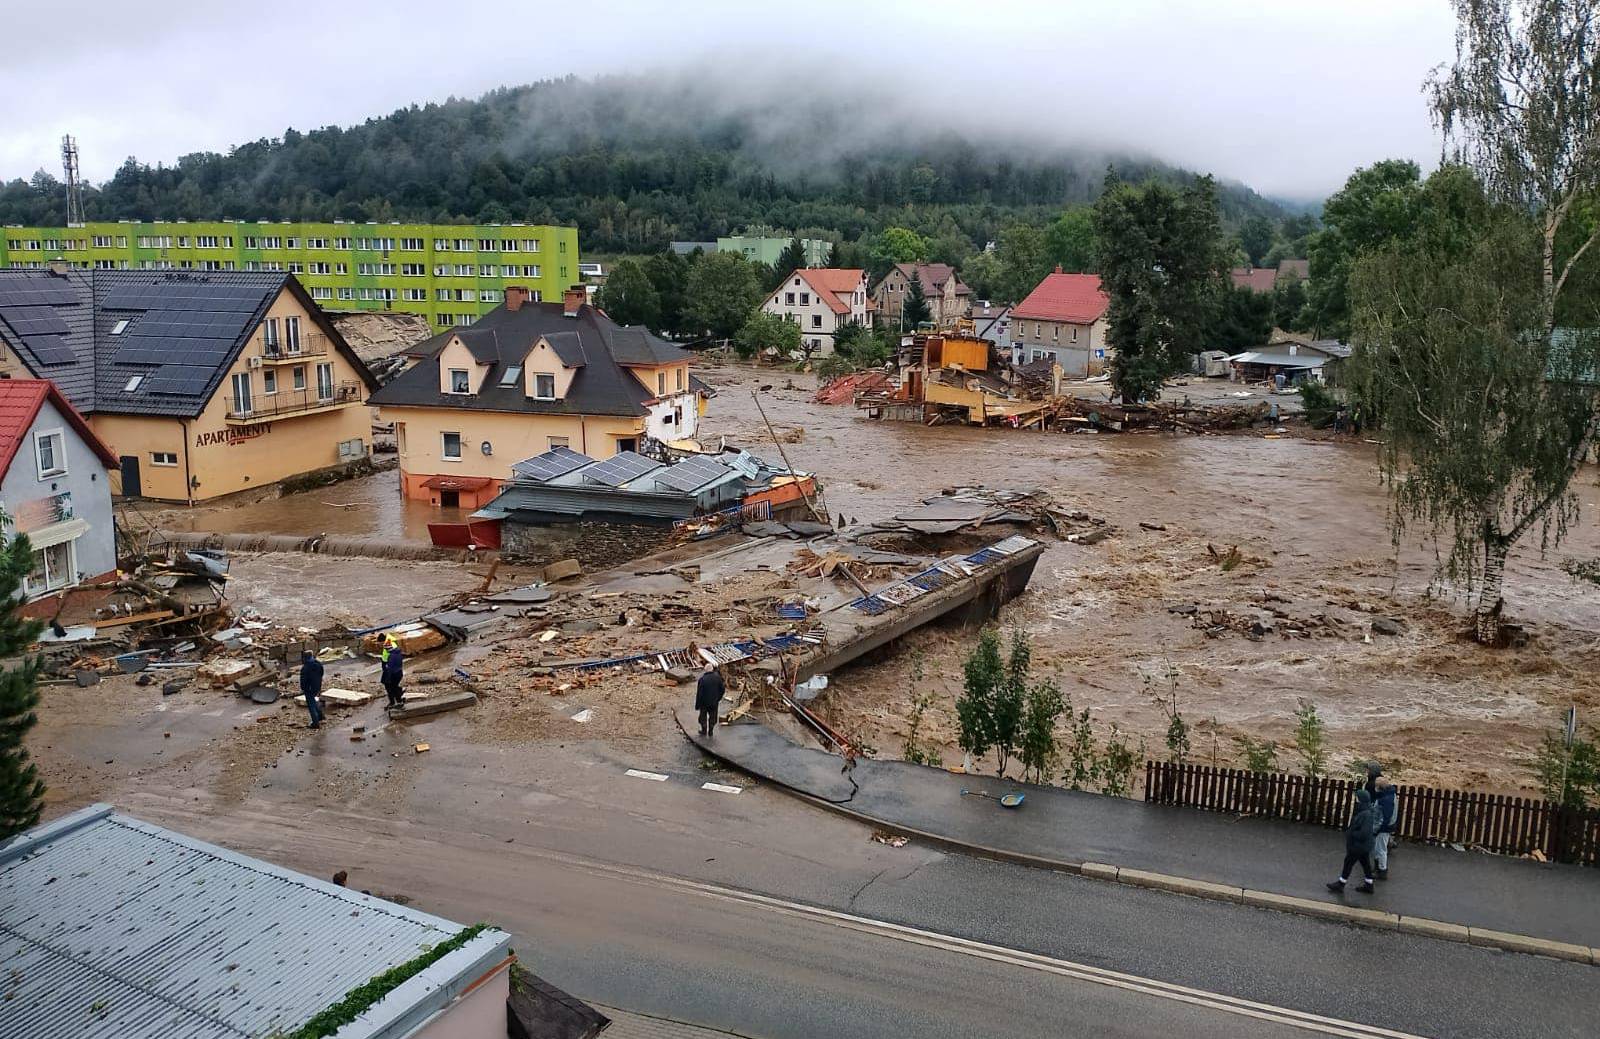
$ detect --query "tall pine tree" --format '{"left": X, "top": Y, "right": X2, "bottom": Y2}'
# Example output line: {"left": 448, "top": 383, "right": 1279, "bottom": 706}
{"left": 0, "top": 523, "right": 45, "bottom": 840}
{"left": 902, "top": 272, "right": 933, "bottom": 330}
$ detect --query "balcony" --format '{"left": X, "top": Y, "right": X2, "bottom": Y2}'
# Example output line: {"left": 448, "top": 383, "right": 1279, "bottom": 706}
{"left": 227, "top": 381, "right": 363, "bottom": 422}
{"left": 259, "top": 331, "right": 331, "bottom": 363}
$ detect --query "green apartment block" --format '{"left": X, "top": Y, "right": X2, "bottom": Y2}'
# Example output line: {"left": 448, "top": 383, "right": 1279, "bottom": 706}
{"left": 0, "top": 221, "right": 580, "bottom": 330}
{"left": 715, "top": 236, "right": 831, "bottom": 268}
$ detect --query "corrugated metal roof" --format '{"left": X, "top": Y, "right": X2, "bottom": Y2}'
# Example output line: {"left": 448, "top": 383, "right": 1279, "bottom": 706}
{"left": 0, "top": 806, "right": 507, "bottom": 1039}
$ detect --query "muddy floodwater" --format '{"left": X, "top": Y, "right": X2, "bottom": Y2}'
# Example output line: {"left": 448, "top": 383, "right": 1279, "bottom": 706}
{"left": 697, "top": 363, "right": 1600, "bottom": 794}
{"left": 126, "top": 361, "right": 1600, "bottom": 793}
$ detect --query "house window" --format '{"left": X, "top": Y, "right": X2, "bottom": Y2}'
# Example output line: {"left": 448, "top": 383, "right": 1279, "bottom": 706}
{"left": 811, "top": 315, "right": 822, "bottom": 329}
{"left": 784, "top": 292, "right": 795, "bottom": 305}
{"left": 675, "top": 367, "right": 684, "bottom": 391}
{"left": 292, "top": 366, "right": 306, "bottom": 391}
{"left": 262, "top": 318, "right": 279, "bottom": 349}
{"left": 534, "top": 373, "right": 556, "bottom": 399}
{"left": 262, "top": 370, "right": 278, "bottom": 395}
{"left": 657, "top": 372, "right": 666, "bottom": 395}
{"left": 442, "top": 431, "right": 462, "bottom": 460}
{"left": 111, "top": 319, "right": 129, "bottom": 335}
{"left": 25, "top": 540, "right": 74, "bottom": 595}
{"left": 316, "top": 363, "right": 334, "bottom": 401}
{"left": 1052, "top": 325, "right": 1059, "bottom": 342}
{"left": 34, "top": 430, "right": 66, "bottom": 478}
{"left": 1071, "top": 326, "right": 1079, "bottom": 343}
{"left": 151, "top": 451, "right": 178, "bottom": 466}
{"left": 285, "top": 316, "right": 301, "bottom": 353}
{"left": 799, "top": 292, "right": 810, "bottom": 305}
{"left": 449, "top": 368, "right": 470, "bottom": 393}
{"left": 500, "top": 365, "right": 522, "bottom": 387}
{"left": 123, "top": 375, "right": 143, "bottom": 392}
{"left": 231, "top": 373, "right": 253, "bottom": 415}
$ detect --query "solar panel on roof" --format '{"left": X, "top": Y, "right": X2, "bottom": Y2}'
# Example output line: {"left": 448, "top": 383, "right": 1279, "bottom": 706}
{"left": 141, "top": 364, "right": 214, "bottom": 396}
{"left": 0, "top": 283, "right": 78, "bottom": 306}
{"left": 584, "top": 450, "right": 662, "bottom": 488}
{"left": 27, "top": 335, "right": 75, "bottom": 366}
{"left": 114, "top": 339, "right": 237, "bottom": 366}
{"left": 511, "top": 446, "right": 594, "bottom": 482}
{"left": 0, "top": 308, "right": 71, "bottom": 336}
{"left": 653, "top": 454, "right": 733, "bottom": 493}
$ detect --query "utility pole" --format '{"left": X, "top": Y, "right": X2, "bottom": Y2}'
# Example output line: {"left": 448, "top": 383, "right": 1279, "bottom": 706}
{"left": 61, "top": 135, "right": 85, "bottom": 226}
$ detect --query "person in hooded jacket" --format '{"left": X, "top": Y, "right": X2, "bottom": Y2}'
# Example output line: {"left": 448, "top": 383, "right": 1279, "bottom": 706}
{"left": 1328, "top": 788, "right": 1380, "bottom": 893}
{"left": 1373, "top": 776, "right": 1398, "bottom": 879}
{"left": 381, "top": 634, "right": 405, "bottom": 709}
{"left": 299, "top": 650, "right": 324, "bottom": 729}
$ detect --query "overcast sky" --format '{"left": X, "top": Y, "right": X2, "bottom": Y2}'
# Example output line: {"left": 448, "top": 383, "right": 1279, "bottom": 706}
{"left": 1, "top": 0, "right": 1456, "bottom": 201}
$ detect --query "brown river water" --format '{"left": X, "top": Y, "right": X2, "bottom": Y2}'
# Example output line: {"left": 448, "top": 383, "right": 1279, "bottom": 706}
{"left": 136, "top": 362, "right": 1600, "bottom": 792}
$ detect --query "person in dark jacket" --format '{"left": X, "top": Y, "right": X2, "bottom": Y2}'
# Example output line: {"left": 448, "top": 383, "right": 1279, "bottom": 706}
{"left": 1328, "top": 788, "right": 1379, "bottom": 893}
{"left": 1373, "top": 776, "right": 1398, "bottom": 879}
{"left": 299, "top": 650, "right": 325, "bottom": 728}
{"left": 695, "top": 664, "right": 725, "bottom": 737}
{"left": 381, "top": 634, "right": 405, "bottom": 709}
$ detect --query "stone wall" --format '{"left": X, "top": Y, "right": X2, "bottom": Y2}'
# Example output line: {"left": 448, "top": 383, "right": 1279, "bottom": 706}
{"left": 501, "top": 519, "right": 674, "bottom": 571}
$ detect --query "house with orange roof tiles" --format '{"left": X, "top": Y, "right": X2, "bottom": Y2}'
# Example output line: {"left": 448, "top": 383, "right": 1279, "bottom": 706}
{"left": 760, "top": 268, "right": 873, "bottom": 356}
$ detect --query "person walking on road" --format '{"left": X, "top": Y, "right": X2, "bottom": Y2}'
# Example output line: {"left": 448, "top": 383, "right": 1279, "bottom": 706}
{"left": 299, "top": 650, "right": 325, "bottom": 729}
{"left": 1328, "top": 788, "right": 1380, "bottom": 893}
{"left": 381, "top": 633, "right": 405, "bottom": 710}
{"left": 1373, "top": 776, "right": 1398, "bottom": 879}
{"left": 695, "top": 664, "right": 725, "bottom": 738}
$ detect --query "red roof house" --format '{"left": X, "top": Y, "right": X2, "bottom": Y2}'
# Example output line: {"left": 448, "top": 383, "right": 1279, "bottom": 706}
{"left": 1012, "top": 271, "right": 1110, "bottom": 325}
{"left": 1230, "top": 267, "right": 1278, "bottom": 294}
{"left": 0, "top": 379, "right": 119, "bottom": 476}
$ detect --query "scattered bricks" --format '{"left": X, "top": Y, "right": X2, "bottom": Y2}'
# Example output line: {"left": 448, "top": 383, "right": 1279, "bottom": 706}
{"left": 1467, "top": 928, "right": 1595, "bottom": 964}
{"left": 1079, "top": 862, "right": 1120, "bottom": 882}
{"left": 1397, "top": 917, "right": 1470, "bottom": 943}
{"left": 1116, "top": 867, "right": 1244, "bottom": 904}
{"left": 1242, "top": 889, "right": 1398, "bottom": 929}
{"left": 413, "top": 743, "right": 430, "bottom": 754}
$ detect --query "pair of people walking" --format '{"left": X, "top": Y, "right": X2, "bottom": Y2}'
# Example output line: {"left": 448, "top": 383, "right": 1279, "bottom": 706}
{"left": 298, "top": 633, "right": 405, "bottom": 729}
{"left": 1328, "top": 761, "right": 1398, "bottom": 893}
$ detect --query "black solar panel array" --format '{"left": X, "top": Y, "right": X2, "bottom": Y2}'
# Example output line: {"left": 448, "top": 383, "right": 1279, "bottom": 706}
{"left": 511, "top": 446, "right": 595, "bottom": 482}
{"left": 103, "top": 282, "right": 266, "bottom": 313}
{"left": 0, "top": 283, "right": 78, "bottom": 307}
{"left": 583, "top": 450, "right": 661, "bottom": 488}
{"left": 0, "top": 305, "right": 76, "bottom": 366}
{"left": 653, "top": 454, "right": 732, "bottom": 493}
{"left": 141, "top": 365, "right": 215, "bottom": 396}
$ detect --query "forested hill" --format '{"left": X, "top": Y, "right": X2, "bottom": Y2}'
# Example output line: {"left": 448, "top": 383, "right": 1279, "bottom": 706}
{"left": 0, "top": 74, "right": 1290, "bottom": 253}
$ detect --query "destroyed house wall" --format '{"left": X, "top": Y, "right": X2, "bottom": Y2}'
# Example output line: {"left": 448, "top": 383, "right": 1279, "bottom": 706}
{"left": 501, "top": 518, "right": 671, "bottom": 570}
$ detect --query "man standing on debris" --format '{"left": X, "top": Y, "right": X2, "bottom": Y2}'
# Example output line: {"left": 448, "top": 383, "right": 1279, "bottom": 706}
{"left": 299, "top": 650, "right": 325, "bottom": 729}
{"left": 381, "top": 633, "right": 405, "bottom": 710}
{"left": 695, "top": 663, "right": 725, "bottom": 738}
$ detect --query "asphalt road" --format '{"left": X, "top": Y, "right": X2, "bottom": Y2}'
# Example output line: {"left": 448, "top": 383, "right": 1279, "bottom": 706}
{"left": 112, "top": 728, "right": 1600, "bottom": 1039}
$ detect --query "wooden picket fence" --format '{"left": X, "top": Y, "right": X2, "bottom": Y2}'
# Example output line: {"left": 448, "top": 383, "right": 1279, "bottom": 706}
{"left": 1143, "top": 760, "right": 1600, "bottom": 866}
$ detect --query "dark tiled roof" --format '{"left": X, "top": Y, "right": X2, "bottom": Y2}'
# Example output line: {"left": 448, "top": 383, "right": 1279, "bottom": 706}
{"left": 368, "top": 302, "right": 688, "bottom": 418}
{"left": 0, "top": 270, "right": 375, "bottom": 419}
{"left": 891, "top": 262, "right": 971, "bottom": 297}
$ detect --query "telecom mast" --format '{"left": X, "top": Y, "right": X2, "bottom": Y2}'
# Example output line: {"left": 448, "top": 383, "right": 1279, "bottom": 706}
{"left": 61, "top": 134, "right": 85, "bottom": 225}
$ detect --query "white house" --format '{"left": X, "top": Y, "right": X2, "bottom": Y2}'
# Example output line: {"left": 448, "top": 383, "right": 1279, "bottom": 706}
{"left": 761, "top": 268, "right": 873, "bottom": 356}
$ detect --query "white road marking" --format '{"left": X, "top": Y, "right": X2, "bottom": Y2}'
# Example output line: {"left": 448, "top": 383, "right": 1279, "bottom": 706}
{"left": 701, "top": 782, "right": 742, "bottom": 794}
{"left": 541, "top": 852, "right": 1424, "bottom": 1039}
{"left": 625, "top": 769, "right": 669, "bottom": 781}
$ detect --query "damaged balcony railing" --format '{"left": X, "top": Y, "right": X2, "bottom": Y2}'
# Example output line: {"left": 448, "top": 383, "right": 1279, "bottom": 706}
{"left": 228, "top": 380, "right": 362, "bottom": 420}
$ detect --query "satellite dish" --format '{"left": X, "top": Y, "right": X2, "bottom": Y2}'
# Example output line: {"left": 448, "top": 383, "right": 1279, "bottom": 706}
{"left": 480, "top": 441, "right": 493, "bottom": 456}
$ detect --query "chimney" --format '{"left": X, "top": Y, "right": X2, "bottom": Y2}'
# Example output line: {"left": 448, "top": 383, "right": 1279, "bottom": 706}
{"left": 504, "top": 285, "right": 528, "bottom": 312}
{"left": 562, "top": 287, "right": 585, "bottom": 317}
{"left": 1054, "top": 264, "right": 1063, "bottom": 274}
{"left": 47, "top": 258, "right": 70, "bottom": 277}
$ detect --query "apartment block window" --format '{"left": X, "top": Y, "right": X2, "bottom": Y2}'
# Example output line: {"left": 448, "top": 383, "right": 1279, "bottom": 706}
{"left": 176, "top": 237, "right": 189, "bottom": 248}
{"left": 337, "top": 287, "right": 354, "bottom": 300}
{"left": 200, "top": 261, "right": 223, "bottom": 271}
{"left": 434, "top": 239, "right": 451, "bottom": 250}
{"left": 453, "top": 314, "right": 473, "bottom": 326}
{"left": 261, "top": 236, "right": 282, "bottom": 249}
{"left": 221, "top": 236, "right": 233, "bottom": 248}
{"left": 285, "top": 237, "right": 299, "bottom": 249}
{"left": 316, "top": 363, "right": 334, "bottom": 401}
{"left": 356, "top": 238, "right": 373, "bottom": 251}
{"left": 335, "top": 263, "right": 349, "bottom": 275}
{"left": 400, "top": 238, "right": 424, "bottom": 250}
{"left": 116, "top": 236, "right": 128, "bottom": 248}
{"left": 501, "top": 265, "right": 517, "bottom": 277}
{"left": 454, "top": 264, "right": 473, "bottom": 277}
{"left": 403, "top": 288, "right": 427, "bottom": 301}
{"left": 306, "top": 237, "right": 327, "bottom": 249}
{"left": 196, "top": 236, "right": 219, "bottom": 248}
{"left": 310, "top": 287, "right": 333, "bottom": 300}
{"left": 42, "top": 239, "right": 61, "bottom": 250}
{"left": 151, "top": 451, "right": 178, "bottom": 467}
{"left": 558, "top": 240, "right": 567, "bottom": 253}
{"left": 449, "top": 368, "right": 470, "bottom": 393}
{"left": 533, "top": 373, "right": 556, "bottom": 399}
{"left": 376, "top": 237, "right": 394, "bottom": 251}
{"left": 436, "top": 288, "right": 452, "bottom": 301}
{"left": 401, "top": 263, "right": 425, "bottom": 276}
{"left": 521, "top": 265, "right": 540, "bottom": 278}
{"left": 372, "top": 288, "right": 397, "bottom": 301}
{"left": 454, "top": 239, "right": 472, "bottom": 251}
{"left": 441, "top": 432, "right": 463, "bottom": 460}
{"left": 479, "top": 264, "right": 496, "bottom": 277}
{"left": 479, "top": 289, "right": 501, "bottom": 302}
{"left": 94, "top": 259, "right": 116, "bottom": 270}
{"left": 523, "top": 239, "right": 540, "bottom": 252}
{"left": 34, "top": 430, "right": 65, "bottom": 478}
{"left": 287, "top": 262, "right": 303, "bottom": 274}
{"left": 358, "top": 288, "right": 373, "bottom": 301}
{"left": 478, "top": 239, "right": 496, "bottom": 251}
{"left": 293, "top": 366, "right": 307, "bottom": 390}
{"left": 500, "top": 240, "right": 518, "bottom": 252}
{"left": 230, "top": 372, "right": 253, "bottom": 416}
{"left": 456, "top": 289, "right": 476, "bottom": 302}
{"left": 92, "top": 235, "right": 114, "bottom": 247}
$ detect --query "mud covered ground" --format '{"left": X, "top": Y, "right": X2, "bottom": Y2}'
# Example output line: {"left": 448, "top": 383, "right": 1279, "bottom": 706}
{"left": 695, "top": 362, "right": 1600, "bottom": 794}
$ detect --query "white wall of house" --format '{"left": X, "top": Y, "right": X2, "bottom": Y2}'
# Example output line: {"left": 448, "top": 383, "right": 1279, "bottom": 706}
{"left": 1011, "top": 317, "right": 1110, "bottom": 377}
{"left": 760, "top": 272, "right": 871, "bottom": 356}
{"left": 644, "top": 391, "right": 701, "bottom": 443}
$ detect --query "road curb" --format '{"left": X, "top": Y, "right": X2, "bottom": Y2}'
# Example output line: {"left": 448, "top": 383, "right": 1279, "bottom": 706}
{"left": 681, "top": 722, "right": 1596, "bottom": 966}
